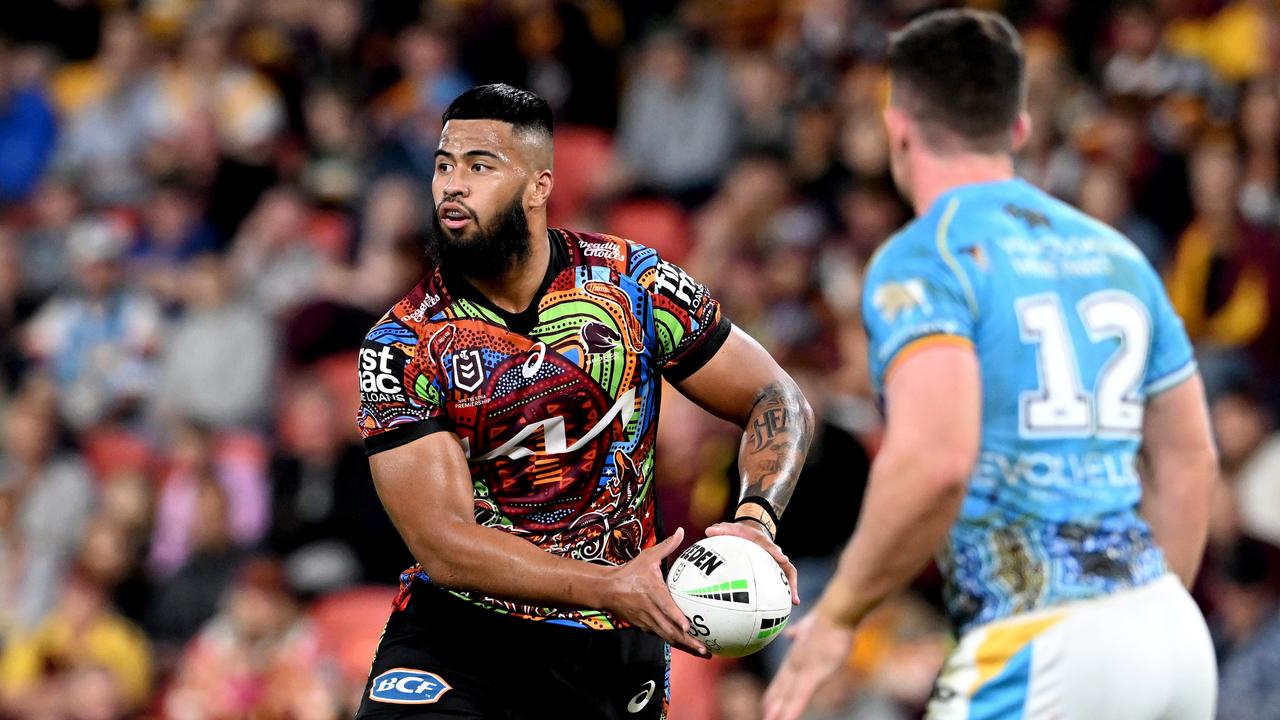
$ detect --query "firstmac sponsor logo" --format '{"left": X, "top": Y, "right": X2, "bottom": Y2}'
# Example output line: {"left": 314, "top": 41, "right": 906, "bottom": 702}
{"left": 359, "top": 345, "right": 404, "bottom": 402}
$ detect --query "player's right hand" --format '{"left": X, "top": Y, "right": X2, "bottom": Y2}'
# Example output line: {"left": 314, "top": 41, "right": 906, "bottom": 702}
{"left": 762, "top": 611, "right": 855, "bottom": 720}
{"left": 603, "top": 527, "right": 709, "bottom": 658}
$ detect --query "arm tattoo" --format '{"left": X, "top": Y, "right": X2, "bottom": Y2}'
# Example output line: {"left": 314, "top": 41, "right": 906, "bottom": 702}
{"left": 737, "top": 380, "right": 814, "bottom": 520}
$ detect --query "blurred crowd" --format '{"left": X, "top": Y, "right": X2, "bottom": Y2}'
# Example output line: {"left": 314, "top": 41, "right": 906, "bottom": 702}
{"left": 2, "top": 0, "right": 1280, "bottom": 718}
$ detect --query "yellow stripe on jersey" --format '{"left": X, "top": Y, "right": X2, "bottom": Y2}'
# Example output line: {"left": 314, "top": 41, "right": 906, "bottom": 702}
{"left": 935, "top": 198, "right": 978, "bottom": 316}
{"left": 969, "top": 611, "right": 1065, "bottom": 695}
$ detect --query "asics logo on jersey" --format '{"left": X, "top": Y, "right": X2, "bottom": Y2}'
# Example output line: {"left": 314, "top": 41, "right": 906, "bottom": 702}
{"left": 461, "top": 387, "right": 637, "bottom": 462}
{"left": 521, "top": 343, "right": 547, "bottom": 378}
{"left": 872, "top": 278, "right": 931, "bottom": 322}
{"left": 626, "top": 680, "right": 656, "bottom": 713}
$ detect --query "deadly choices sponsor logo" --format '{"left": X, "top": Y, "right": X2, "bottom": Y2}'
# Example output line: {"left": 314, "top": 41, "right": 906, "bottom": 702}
{"left": 579, "top": 240, "right": 625, "bottom": 261}
{"left": 368, "top": 668, "right": 453, "bottom": 705}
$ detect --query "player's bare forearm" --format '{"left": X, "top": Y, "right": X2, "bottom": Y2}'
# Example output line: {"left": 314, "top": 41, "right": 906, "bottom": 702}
{"left": 370, "top": 431, "right": 706, "bottom": 654}
{"left": 1139, "top": 373, "right": 1217, "bottom": 587}
{"left": 370, "top": 432, "right": 613, "bottom": 610}
{"left": 815, "top": 345, "right": 980, "bottom": 629}
{"left": 735, "top": 379, "right": 814, "bottom": 529}
{"left": 676, "top": 326, "right": 814, "bottom": 530}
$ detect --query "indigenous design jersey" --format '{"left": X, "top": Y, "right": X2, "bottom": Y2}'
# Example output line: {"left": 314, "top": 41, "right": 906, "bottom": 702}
{"left": 862, "top": 179, "right": 1196, "bottom": 635}
{"left": 357, "top": 229, "right": 728, "bottom": 629}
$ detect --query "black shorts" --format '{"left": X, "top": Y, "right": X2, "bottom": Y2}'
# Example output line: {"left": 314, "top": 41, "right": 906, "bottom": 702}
{"left": 354, "top": 581, "right": 669, "bottom": 719}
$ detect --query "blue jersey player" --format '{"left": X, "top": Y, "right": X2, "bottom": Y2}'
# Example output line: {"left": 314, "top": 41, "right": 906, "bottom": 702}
{"left": 766, "top": 10, "right": 1217, "bottom": 720}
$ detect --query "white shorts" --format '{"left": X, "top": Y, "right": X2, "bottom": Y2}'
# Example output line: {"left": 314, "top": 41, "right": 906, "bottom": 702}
{"left": 926, "top": 574, "right": 1217, "bottom": 720}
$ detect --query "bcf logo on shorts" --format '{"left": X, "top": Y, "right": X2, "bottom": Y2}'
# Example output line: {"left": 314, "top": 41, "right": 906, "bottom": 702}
{"left": 369, "top": 668, "right": 452, "bottom": 704}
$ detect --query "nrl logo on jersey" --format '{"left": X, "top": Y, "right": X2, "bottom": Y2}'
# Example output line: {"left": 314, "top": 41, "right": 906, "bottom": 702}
{"left": 453, "top": 349, "right": 485, "bottom": 393}
{"left": 872, "top": 278, "right": 931, "bottom": 322}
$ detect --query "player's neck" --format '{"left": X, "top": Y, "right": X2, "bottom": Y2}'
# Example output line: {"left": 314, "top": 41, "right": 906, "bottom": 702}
{"left": 909, "top": 152, "right": 1017, "bottom": 217}
{"left": 463, "top": 219, "right": 552, "bottom": 315}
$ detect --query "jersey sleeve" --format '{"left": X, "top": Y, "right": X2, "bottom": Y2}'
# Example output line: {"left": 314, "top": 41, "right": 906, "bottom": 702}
{"left": 356, "top": 318, "right": 450, "bottom": 456}
{"left": 862, "top": 230, "right": 981, "bottom": 392}
{"left": 644, "top": 254, "right": 731, "bottom": 382}
{"left": 1142, "top": 272, "right": 1198, "bottom": 395}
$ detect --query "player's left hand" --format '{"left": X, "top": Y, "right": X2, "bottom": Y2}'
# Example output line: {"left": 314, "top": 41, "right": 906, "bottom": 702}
{"left": 762, "top": 611, "right": 855, "bottom": 720}
{"left": 705, "top": 520, "right": 799, "bottom": 605}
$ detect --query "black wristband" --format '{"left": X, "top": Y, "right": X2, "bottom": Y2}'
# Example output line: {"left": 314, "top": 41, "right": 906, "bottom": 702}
{"left": 733, "top": 515, "right": 775, "bottom": 540}
{"left": 737, "top": 495, "right": 782, "bottom": 529}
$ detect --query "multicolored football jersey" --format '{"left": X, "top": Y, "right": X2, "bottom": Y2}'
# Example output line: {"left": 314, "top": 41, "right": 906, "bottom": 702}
{"left": 862, "top": 178, "right": 1196, "bottom": 634}
{"left": 357, "top": 229, "right": 729, "bottom": 630}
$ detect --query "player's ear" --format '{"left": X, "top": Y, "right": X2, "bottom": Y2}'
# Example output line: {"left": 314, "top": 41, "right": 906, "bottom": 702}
{"left": 883, "top": 105, "right": 910, "bottom": 155}
{"left": 1011, "top": 111, "right": 1032, "bottom": 153}
{"left": 527, "top": 168, "right": 554, "bottom": 210}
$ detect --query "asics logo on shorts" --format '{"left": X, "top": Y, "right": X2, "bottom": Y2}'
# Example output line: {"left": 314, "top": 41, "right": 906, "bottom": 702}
{"left": 627, "top": 680, "right": 656, "bottom": 713}
{"left": 369, "top": 668, "right": 452, "bottom": 704}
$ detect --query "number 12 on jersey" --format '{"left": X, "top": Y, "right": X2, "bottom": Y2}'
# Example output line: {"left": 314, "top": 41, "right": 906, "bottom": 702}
{"left": 1016, "top": 290, "right": 1151, "bottom": 438}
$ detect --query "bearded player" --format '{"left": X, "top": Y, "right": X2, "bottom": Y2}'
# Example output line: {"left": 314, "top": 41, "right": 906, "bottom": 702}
{"left": 353, "top": 84, "right": 812, "bottom": 719}
{"left": 765, "top": 10, "right": 1217, "bottom": 720}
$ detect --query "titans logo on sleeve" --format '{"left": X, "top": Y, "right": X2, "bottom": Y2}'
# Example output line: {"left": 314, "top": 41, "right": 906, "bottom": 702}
{"left": 862, "top": 179, "right": 1195, "bottom": 634}
{"left": 357, "top": 229, "right": 729, "bottom": 630}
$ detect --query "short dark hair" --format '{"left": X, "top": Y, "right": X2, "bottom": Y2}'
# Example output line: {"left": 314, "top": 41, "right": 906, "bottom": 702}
{"left": 887, "top": 9, "right": 1025, "bottom": 153}
{"left": 442, "top": 83, "right": 554, "bottom": 139}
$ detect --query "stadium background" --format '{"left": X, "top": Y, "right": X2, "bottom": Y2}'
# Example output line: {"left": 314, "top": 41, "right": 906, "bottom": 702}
{"left": 0, "top": 0, "right": 1278, "bottom": 717}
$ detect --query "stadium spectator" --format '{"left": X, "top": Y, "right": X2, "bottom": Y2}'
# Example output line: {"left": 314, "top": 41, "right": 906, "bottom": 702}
{"left": 1238, "top": 76, "right": 1280, "bottom": 227}
{"left": 13, "top": 175, "right": 81, "bottom": 302}
{"left": 21, "top": 216, "right": 160, "bottom": 430}
{"left": 147, "top": 420, "right": 267, "bottom": 579}
{"left": 129, "top": 175, "right": 221, "bottom": 306}
{"left": 1213, "top": 536, "right": 1280, "bottom": 720}
{"left": 0, "top": 571, "right": 152, "bottom": 716}
{"left": 607, "top": 26, "right": 738, "bottom": 206}
{"left": 49, "top": 12, "right": 155, "bottom": 207}
{"left": 1077, "top": 161, "right": 1168, "bottom": 265}
{"left": 163, "top": 556, "right": 343, "bottom": 720}
{"left": 1166, "top": 135, "right": 1280, "bottom": 385}
{"left": 1103, "top": 0, "right": 1226, "bottom": 112}
{"left": 0, "top": 39, "right": 58, "bottom": 206}
{"left": 1215, "top": 378, "right": 1280, "bottom": 548}
{"left": 0, "top": 389, "right": 95, "bottom": 639}
{"left": 268, "top": 381, "right": 411, "bottom": 591}
{"left": 147, "top": 479, "right": 249, "bottom": 661}
{"left": 152, "top": 255, "right": 276, "bottom": 429}
{"left": 228, "top": 185, "right": 341, "bottom": 318}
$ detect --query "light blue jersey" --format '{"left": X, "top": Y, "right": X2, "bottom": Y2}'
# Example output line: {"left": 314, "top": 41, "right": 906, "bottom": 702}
{"left": 862, "top": 178, "right": 1197, "bottom": 634}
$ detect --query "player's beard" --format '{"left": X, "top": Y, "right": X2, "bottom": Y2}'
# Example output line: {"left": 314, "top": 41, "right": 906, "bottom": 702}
{"left": 429, "top": 191, "right": 532, "bottom": 280}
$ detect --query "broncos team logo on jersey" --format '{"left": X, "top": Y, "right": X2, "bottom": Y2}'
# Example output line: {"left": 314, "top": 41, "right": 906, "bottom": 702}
{"left": 872, "top": 278, "right": 932, "bottom": 323}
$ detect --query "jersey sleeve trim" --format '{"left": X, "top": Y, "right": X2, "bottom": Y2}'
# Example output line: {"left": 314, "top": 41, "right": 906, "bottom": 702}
{"left": 663, "top": 317, "right": 732, "bottom": 383}
{"left": 1145, "top": 358, "right": 1198, "bottom": 397}
{"left": 884, "top": 334, "right": 975, "bottom": 387}
{"left": 936, "top": 197, "right": 979, "bottom": 316}
{"left": 364, "top": 418, "right": 451, "bottom": 457}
